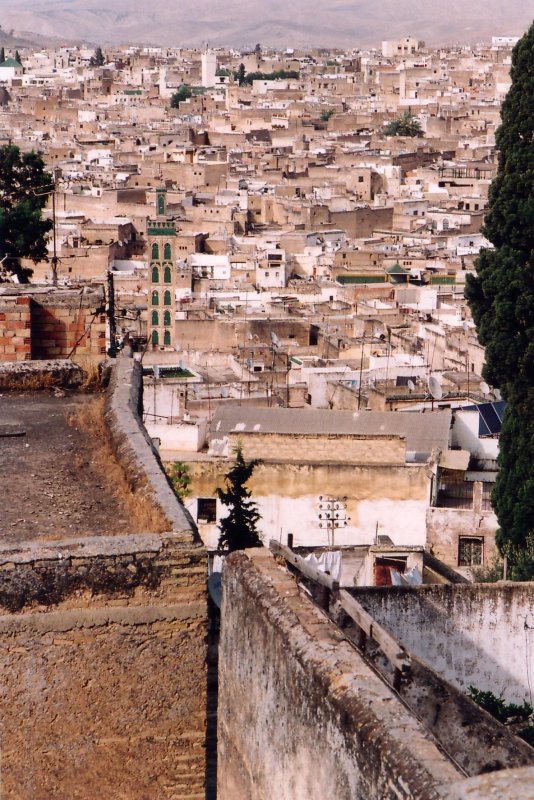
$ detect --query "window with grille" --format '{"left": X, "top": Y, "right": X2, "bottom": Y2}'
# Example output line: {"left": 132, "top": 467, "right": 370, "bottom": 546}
{"left": 458, "top": 537, "right": 483, "bottom": 566}
{"left": 437, "top": 476, "right": 474, "bottom": 509}
{"left": 481, "top": 483, "right": 493, "bottom": 511}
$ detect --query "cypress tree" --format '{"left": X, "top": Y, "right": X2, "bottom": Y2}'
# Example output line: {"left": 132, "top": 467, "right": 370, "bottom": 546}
{"left": 216, "top": 445, "right": 263, "bottom": 552}
{"left": 465, "top": 22, "right": 534, "bottom": 576}
{"left": 0, "top": 48, "right": 5, "bottom": 64}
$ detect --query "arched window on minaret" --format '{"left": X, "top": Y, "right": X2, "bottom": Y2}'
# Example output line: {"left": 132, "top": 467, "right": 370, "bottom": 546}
{"left": 164, "top": 265, "right": 172, "bottom": 284}
{"left": 164, "top": 329, "right": 171, "bottom": 346}
{"left": 151, "top": 242, "right": 159, "bottom": 261}
{"left": 151, "top": 310, "right": 159, "bottom": 326}
{"left": 152, "top": 265, "right": 160, "bottom": 283}
{"left": 152, "top": 330, "right": 159, "bottom": 346}
{"left": 164, "top": 310, "right": 171, "bottom": 326}
{"left": 164, "top": 290, "right": 172, "bottom": 306}
{"left": 152, "top": 290, "right": 159, "bottom": 306}
{"left": 164, "top": 242, "right": 172, "bottom": 260}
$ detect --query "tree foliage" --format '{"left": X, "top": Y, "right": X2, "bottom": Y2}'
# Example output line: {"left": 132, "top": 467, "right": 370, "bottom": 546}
{"left": 89, "top": 46, "right": 105, "bottom": 67}
{"left": 168, "top": 461, "right": 192, "bottom": 500}
{"left": 170, "top": 85, "right": 193, "bottom": 108}
{"left": 0, "top": 48, "right": 5, "bottom": 64}
{"left": 384, "top": 111, "right": 423, "bottom": 137}
{"left": 235, "top": 63, "right": 246, "bottom": 86}
{"left": 14, "top": 50, "right": 22, "bottom": 66}
{"left": 217, "top": 445, "right": 263, "bottom": 552}
{"left": 465, "top": 23, "right": 534, "bottom": 570}
{"left": 0, "top": 145, "right": 53, "bottom": 281}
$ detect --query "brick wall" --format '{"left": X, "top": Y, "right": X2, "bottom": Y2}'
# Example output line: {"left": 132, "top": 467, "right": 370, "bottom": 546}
{"left": 0, "top": 296, "right": 32, "bottom": 361}
{"left": 0, "top": 289, "right": 107, "bottom": 363}
{"left": 31, "top": 291, "right": 107, "bottom": 360}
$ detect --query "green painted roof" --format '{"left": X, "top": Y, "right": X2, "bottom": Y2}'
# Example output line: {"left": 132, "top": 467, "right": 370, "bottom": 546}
{"left": 0, "top": 59, "right": 21, "bottom": 68}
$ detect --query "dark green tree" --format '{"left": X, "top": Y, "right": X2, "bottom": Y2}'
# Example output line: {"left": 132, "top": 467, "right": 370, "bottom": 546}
{"left": 217, "top": 445, "right": 263, "bottom": 552}
{"left": 384, "top": 111, "right": 423, "bottom": 137}
{"left": 465, "top": 22, "right": 534, "bottom": 573}
{"left": 14, "top": 50, "right": 22, "bottom": 66}
{"left": 0, "top": 145, "right": 53, "bottom": 282}
{"left": 0, "top": 48, "right": 5, "bottom": 64}
{"left": 89, "top": 46, "right": 105, "bottom": 67}
{"left": 170, "top": 85, "right": 192, "bottom": 108}
{"left": 235, "top": 63, "right": 246, "bottom": 86}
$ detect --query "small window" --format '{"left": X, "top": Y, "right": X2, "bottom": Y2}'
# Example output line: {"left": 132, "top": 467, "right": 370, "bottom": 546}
{"left": 151, "top": 310, "right": 159, "bottom": 325}
{"left": 358, "top": 176, "right": 364, "bottom": 183}
{"left": 164, "top": 242, "right": 172, "bottom": 260}
{"left": 458, "top": 537, "right": 483, "bottom": 567}
{"left": 152, "top": 265, "right": 160, "bottom": 283}
{"left": 198, "top": 498, "right": 216, "bottom": 523}
{"left": 151, "top": 243, "right": 159, "bottom": 260}
{"left": 164, "top": 329, "right": 171, "bottom": 346}
{"left": 164, "top": 310, "right": 171, "bottom": 326}
{"left": 152, "top": 290, "right": 159, "bottom": 306}
{"left": 164, "top": 290, "right": 172, "bottom": 306}
{"left": 164, "top": 265, "right": 172, "bottom": 283}
{"left": 151, "top": 330, "right": 159, "bottom": 346}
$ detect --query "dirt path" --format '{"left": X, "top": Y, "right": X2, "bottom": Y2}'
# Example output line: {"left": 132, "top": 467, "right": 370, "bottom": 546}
{"left": 0, "top": 391, "right": 135, "bottom": 542}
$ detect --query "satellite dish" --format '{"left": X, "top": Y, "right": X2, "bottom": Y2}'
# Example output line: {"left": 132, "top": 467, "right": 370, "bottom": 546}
{"left": 494, "top": 388, "right": 502, "bottom": 401}
{"left": 221, "top": 386, "right": 229, "bottom": 398}
{"left": 427, "top": 375, "right": 443, "bottom": 400}
{"left": 246, "top": 357, "right": 253, "bottom": 370}
{"left": 270, "top": 331, "right": 280, "bottom": 347}
{"left": 179, "top": 359, "right": 186, "bottom": 370}
{"left": 462, "top": 321, "right": 469, "bottom": 332}
{"left": 153, "top": 365, "right": 160, "bottom": 380}
{"left": 407, "top": 379, "right": 416, "bottom": 392}
{"left": 480, "top": 381, "right": 490, "bottom": 396}
{"left": 208, "top": 573, "right": 222, "bottom": 609}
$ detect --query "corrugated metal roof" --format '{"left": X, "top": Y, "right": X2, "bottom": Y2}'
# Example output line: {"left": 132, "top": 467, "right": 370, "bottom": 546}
{"left": 210, "top": 406, "right": 451, "bottom": 456}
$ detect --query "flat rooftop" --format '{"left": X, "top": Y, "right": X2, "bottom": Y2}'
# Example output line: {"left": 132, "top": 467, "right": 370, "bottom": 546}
{"left": 0, "top": 392, "right": 134, "bottom": 542}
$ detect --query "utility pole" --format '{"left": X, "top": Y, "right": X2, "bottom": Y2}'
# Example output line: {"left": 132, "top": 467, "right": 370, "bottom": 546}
{"left": 318, "top": 495, "right": 348, "bottom": 547}
{"left": 107, "top": 270, "right": 118, "bottom": 357}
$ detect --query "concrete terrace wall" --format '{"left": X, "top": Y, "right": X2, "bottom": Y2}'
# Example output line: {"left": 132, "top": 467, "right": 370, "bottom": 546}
{"left": 352, "top": 583, "right": 534, "bottom": 704}
{"left": 218, "top": 548, "right": 464, "bottom": 800}
{"left": 0, "top": 353, "right": 208, "bottom": 799}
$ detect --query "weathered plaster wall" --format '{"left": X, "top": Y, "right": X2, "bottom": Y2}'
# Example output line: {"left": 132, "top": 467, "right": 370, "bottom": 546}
{"left": 426, "top": 506, "right": 498, "bottom": 576}
{"left": 0, "top": 534, "right": 207, "bottom": 800}
{"left": 187, "top": 460, "right": 430, "bottom": 549}
{"left": 218, "top": 548, "right": 464, "bottom": 800}
{"left": 353, "top": 584, "right": 534, "bottom": 703}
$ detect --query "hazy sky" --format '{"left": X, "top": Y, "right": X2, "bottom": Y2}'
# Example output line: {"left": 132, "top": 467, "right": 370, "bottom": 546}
{"left": 0, "top": 0, "right": 531, "bottom": 48}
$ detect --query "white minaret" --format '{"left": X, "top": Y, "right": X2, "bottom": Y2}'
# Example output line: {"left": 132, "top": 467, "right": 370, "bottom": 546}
{"left": 201, "top": 49, "right": 217, "bottom": 88}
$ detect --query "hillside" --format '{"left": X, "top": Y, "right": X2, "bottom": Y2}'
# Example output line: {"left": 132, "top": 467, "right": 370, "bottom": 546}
{"left": 0, "top": 0, "right": 532, "bottom": 48}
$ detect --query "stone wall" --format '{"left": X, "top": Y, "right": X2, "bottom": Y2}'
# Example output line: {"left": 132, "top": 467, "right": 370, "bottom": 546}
{"left": 0, "top": 352, "right": 208, "bottom": 798}
{"left": 228, "top": 430, "right": 406, "bottom": 465}
{"left": 426, "top": 506, "right": 498, "bottom": 576}
{"left": 218, "top": 548, "right": 464, "bottom": 800}
{"left": 352, "top": 583, "right": 534, "bottom": 703}
{"left": 218, "top": 550, "right": 534, "bottom": 800}
{"left": 0, "top": 533, "right": 207, "bottom": 800}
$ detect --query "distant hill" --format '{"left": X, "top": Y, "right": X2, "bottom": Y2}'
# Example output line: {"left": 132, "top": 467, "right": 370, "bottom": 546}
{"left": 0, "top": 0, "right": 532, "bottom": 49}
